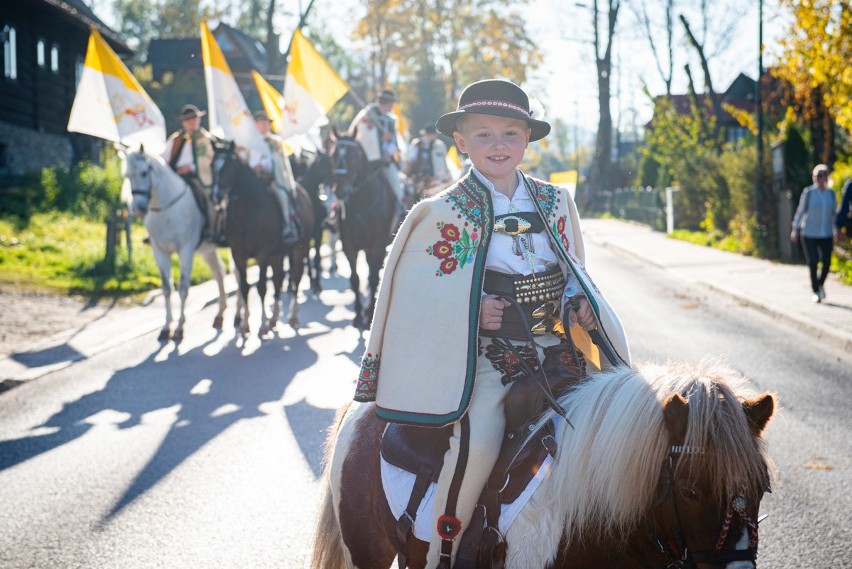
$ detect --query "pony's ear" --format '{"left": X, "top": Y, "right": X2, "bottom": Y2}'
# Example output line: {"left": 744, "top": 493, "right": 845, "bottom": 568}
{"left": 743, "top": 393, "right": 775, "bottom": 436}
{"left": 663, "top": 393, "right": 689, "bottom": 440}
{"left": 139, "top": 143, "right": 145, "bottom": 155}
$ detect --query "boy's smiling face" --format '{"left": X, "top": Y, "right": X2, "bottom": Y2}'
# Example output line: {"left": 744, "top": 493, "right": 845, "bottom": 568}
{"left": 453, "top": 114, "right": 531, "bottom": 193}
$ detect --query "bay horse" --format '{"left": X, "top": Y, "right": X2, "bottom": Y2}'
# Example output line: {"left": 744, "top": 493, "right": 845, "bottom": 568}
{"left": 211, "top": 143, "right": 315, "bottom": 335}
{"left": 123, "top": 150, "right": 227, "bottom": 342}
{"left": 330, "top": 132, "right": 397, "bottom": 329}
{"left": 312, "top": 360, "right": 776, "bottom": 569}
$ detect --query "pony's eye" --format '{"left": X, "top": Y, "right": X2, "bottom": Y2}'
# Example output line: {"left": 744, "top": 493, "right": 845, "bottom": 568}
{"left": 680, "top": 487, "right": 698, "bottom": 500}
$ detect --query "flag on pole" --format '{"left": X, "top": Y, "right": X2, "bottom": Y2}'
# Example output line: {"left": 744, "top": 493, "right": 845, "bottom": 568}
{"left": 201, "top": 21, "right": 268, "bottom": 163}
{"left": 281, "top": 28, "right": 349, "bottom": 137}
{"left": 67, "top": 29, "right": 165, "bottom": 153}
{"left": 446, "top": 144, "right": 463, "bottom": 180}
{"left": 252, "top": 69, "right": 286, "bottom": 133}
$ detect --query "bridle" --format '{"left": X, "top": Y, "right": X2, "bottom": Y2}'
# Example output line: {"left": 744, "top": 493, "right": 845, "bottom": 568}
{"left": 129, "top": 155, "right": 187, "bottom": 213}
{"left": 331, "top": 139, "right": 384, "bottom": 202}
{"left": 637, "top": 445, "right": 762, "bottom": 569}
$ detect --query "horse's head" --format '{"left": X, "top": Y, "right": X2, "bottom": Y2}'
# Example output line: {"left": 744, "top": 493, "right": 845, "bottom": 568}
{"left": 644, "top": 368, "right": 776, "bottom": 568}
{"left": 211, "top": 140, "right": 238, "bottom": 206}
{"left": 330, "top": 131, "right": 367, "bottom": 202}
{"left": 123, "top": 150, "right": 155, "bottom": 217}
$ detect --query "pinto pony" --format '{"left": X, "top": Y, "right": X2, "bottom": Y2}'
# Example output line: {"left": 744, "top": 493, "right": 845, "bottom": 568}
{"left": 211, "top": 143, "right": 315, "bottom": 335}
{"left": 312, "top": 361, "right": 776, "bottom": 569}
{"left": 123, "top": 150, "right": 227, "bottom": 342}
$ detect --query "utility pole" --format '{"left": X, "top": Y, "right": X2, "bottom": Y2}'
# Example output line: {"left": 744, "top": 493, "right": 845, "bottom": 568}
{"left": 755, "top": 0, "right": 765, "bottom": 232}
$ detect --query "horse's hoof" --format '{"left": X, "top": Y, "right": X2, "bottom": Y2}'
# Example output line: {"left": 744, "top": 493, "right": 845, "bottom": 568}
{"left": 233, "top": 317, "right": 242, "bottom": 329}
{"left": 172, "top": 329, "right": 184, "bottom": 343}
{"left": 288, "top": 317, "right": 299, "bottom": 329}
{"left": 213, "top": 315, "right": 224, "bottom": 329}
{"left": 157, "top": 329, "right": 170, "bottom": 342}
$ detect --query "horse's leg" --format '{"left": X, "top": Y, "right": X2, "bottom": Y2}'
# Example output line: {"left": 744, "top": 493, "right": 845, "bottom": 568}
{"left": 256, "top": 261, "right": 270, "bottom": 337}
{"left": 233, "top": 253, "right": 251, "bottom": 336}
{"left": 270, "top": 255, "right": 285, "bottom": 330}
{"left": 345, "top": 248, "right": 364, "bottom": 329}
{"left": 286, "top": 247, "right": 305, "bottom": 328}
{"left": 172, "top": 245, "right": 195, "bottom": 343}
{"left": 328, "top": 230, "right": 339, "bottom": 274}
{"left": 310, "top": 232, "right": 323, "bottom": 294}
{"left": 152, "top": 247, "right": 173, "bottom": 342}
{"left": 364, "top": 248, "right": 384, "bottom": 329}
{"left": 199, "top": 245, "right": 226, "bottom": 329}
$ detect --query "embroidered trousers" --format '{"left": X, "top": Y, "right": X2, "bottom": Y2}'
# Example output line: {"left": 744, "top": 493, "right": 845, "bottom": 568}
{"left": 426, "top": 334, "right": 561, "bottom": 568}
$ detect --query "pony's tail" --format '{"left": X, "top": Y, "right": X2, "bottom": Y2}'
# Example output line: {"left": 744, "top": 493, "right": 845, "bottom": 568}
{"left": 310, "top": 403, "right": 351, "bottom": 569}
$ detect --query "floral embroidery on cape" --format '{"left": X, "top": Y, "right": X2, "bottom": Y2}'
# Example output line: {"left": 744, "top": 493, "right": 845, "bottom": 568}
{"left": 354, "top": 353, "right": 381, "bottom": 401}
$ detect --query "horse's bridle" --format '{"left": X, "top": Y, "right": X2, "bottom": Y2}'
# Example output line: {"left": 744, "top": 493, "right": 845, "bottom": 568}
{"left": 636, "top": 446, "right": 762, "bottom": 569}
{"left": 129, "top": 155, "right": 187, "bottom": 213}
{"left": 331, "top": 139, "right": 384, "bottom": 201}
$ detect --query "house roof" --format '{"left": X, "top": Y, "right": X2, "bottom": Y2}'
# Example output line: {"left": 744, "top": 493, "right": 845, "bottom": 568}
{"left": 39, "top": 0, "right": 133, "bottom": 54}
{"left": 652, "top": 73, "right": 758, "bottom": 125}
{"left": 146, "top": 23, "right": 281, "bottom": 76}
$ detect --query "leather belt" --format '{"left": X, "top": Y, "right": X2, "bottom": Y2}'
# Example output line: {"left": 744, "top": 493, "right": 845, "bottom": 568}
{"left": 481, "top": 267, "right": 565, "bottom": 340}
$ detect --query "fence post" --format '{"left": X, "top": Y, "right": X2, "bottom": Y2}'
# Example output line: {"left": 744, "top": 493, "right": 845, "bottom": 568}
{"left": 665, "top": 186, "right": 679, "bottom": 234}
{"left": 104, "top": 213, "right": 117, "bottom": 270}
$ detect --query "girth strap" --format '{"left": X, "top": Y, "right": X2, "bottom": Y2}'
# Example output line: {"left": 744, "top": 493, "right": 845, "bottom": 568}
{"left": 396, "top": 473, "right": 432, "bottom": 569}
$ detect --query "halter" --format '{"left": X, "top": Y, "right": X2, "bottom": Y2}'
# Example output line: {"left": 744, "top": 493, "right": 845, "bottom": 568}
{"left": 639, "top": 445, "right": 761, "bottom": 569}
{"left": 331, "top": 139, "right": 386, "bottom": 201}
{"left": 129, "top": 155, "right": 188, "bottom": 213}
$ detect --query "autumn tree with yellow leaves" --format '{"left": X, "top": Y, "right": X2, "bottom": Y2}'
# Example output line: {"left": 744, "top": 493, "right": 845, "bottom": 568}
{"left": 772, "top": 0, "right": 851, "bottom": 165}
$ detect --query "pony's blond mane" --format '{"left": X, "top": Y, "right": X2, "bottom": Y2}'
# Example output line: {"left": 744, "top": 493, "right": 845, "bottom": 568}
{"left": 534, "top": 359, "right": 774, "bottom": 547}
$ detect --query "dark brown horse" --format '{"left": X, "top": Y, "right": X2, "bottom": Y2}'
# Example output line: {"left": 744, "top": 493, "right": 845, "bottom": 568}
{"left": 211, "top": 143, "right": 314, "bottom": 335}
{"left": 296, "top": 149, "right": 335, "bottom": 294}
{"left": 330, "top": 132, "right": 397, "bottom": 329}
{"left": 312, "top": 361, "right": 776, "bottom": 569}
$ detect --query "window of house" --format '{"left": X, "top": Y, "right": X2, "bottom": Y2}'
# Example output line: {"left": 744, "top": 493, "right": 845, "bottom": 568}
{"left": 2, "top": 25, "right": 16, "bottom": 79}
{"left": 37, "top": 39, "right": 45, "bottom": 67}
{"left": 51, "top": 44, "right": 59, "bottom": 72}
{"left": 75, "top": 55, "right": 83, "bottom": 87}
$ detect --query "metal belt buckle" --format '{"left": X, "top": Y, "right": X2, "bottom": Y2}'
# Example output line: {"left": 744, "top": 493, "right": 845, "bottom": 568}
{"left": 494, "top": 215, "right": 531, "bottom": 236}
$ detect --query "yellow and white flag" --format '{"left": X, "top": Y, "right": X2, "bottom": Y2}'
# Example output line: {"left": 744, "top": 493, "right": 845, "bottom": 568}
{"left": 446, "top": 144, "right": 463, "bottom": 180}
{"left": 252, "top": 69, "right": 286, "bottom": 133}
{"left": 67, "top": 29, "right": 165, "bottom": 153}
{"left": 201, "top": 21, "right": 268, "bottom": 163}
{"left": 281, "top": 28, "right": 349, "bottom": 137}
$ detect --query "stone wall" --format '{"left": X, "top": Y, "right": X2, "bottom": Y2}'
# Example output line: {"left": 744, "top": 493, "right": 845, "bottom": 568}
{"left": 0, "top": 120, "right": 73, "bottom": 177}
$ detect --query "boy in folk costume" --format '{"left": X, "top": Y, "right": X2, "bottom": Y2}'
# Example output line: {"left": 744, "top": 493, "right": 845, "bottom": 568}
{"left": 353, "top": 79, "right": 631, "bottom": 567}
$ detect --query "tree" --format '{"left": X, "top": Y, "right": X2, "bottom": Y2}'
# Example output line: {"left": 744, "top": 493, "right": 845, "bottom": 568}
{"left": 773, "top": 0, "right": 851, "bottom": 165}
{"left": 631, "top": 0, "right": 675, "bottom": 96}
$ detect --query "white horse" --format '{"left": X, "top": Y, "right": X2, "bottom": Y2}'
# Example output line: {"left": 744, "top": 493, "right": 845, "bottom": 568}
{"left": 122, "top": 150, "right": 227, "bottom": 342}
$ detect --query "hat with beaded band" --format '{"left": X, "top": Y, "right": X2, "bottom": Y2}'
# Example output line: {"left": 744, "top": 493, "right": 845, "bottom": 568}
{"left": 436, "top": 79, "right": 550, "bottom": 142}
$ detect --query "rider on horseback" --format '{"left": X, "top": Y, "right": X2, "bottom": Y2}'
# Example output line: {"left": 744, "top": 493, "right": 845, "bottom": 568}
{"left": 406, "top": 124, "right": 452, "bottom": 199}
{"left": 352, "top": 79, "right": 631, "bottom": 568}
{"left": 161, "top": 104, "right": 223, "bottom": 244}
{"left": 252, "top": 110, "right": 299, "bottom": 246}
{"left": 349, "top": 89, "right": 407, "bottom": 217}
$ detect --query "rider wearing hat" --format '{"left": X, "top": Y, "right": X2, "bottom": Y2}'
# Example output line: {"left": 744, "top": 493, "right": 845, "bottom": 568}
{"left": 349, "top": 89, "right": 406, "bottom": 215}
{"left": 351, "top": 79, "right": 630, "bottom": 567}
{"left": 161, "top": 104, "right": 220, "bottom": 243}
{"left": 253, "top": 110, "right": 299, "bottom": 246}
{"left": 406, "top": 124, "right": 452, "bottom": 198}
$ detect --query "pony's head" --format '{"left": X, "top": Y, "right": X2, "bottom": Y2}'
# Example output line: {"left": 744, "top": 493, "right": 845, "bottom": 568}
{"left": 541, "top": 360, "right": 776, "bottom": 568}
{"left": 329, "top": 128, "right": 368, "bottom": 201}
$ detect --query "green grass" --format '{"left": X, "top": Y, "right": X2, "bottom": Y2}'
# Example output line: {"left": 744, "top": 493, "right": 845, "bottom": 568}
{"left": 0, "top": 212, "right": 226, "bottom": 298}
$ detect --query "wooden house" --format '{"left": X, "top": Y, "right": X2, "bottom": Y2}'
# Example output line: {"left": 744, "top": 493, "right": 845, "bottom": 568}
{"left": 0, "top": 0, "right": 131, "bottom": 179}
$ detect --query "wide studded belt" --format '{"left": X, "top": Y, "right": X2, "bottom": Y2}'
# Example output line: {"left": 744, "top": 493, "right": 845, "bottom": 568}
{"left": 480, "top": 267, "right": 566, "bottom": 340}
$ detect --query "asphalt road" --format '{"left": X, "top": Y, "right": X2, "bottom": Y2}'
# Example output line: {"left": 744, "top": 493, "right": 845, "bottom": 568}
{"left": 0, "top": 241, "right": 849, "bottom": 568}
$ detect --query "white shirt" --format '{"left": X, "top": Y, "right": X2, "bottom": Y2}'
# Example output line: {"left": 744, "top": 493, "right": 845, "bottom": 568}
{"left": 472, "top": 167, "right": 559, "bottom": 275}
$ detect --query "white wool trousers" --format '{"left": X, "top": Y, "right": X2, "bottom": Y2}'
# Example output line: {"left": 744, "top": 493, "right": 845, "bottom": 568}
{"left": 425, "top": 334, "right": 560, "bottom": 568}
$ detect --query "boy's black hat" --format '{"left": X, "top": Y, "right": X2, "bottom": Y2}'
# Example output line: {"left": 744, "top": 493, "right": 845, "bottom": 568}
{"left": 254, "top": 110, "right": 270, "bottom": 121}
{"left": 180, "top": 104, "right": 206, "bottom": 120}
{"left": 436, "top": 79, "right": 550, "bottom": 141}
{"left": 378, "top": 89, "right": 397, "bottom": 102}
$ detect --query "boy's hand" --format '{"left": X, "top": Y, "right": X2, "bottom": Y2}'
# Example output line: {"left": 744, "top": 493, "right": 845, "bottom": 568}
{"left": 480, "top": 295, "right": 511, "bottom": 330}
{"left": 568, "top": 297, "right": 596, "bottom": 331}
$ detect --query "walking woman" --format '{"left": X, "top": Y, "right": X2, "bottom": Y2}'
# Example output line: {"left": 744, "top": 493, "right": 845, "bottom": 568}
{"left": 791, "top": 164, "right": 839, "bottom": 302}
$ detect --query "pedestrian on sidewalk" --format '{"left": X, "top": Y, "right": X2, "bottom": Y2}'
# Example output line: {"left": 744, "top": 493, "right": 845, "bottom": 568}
{"left": 791, "top": 163, "right": 839, "bottom": 303}
{"left": 837, "top": 177, "right": 852, "bottom": 241}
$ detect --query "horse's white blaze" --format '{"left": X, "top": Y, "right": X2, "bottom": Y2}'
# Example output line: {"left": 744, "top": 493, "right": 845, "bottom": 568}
{"left": 726, "top": 528, "right": 755, "bottom": 569}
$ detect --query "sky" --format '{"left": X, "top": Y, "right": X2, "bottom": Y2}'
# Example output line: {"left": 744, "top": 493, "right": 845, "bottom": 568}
{"left": 91, "top": 0, "right": 790, "bottom": 142}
